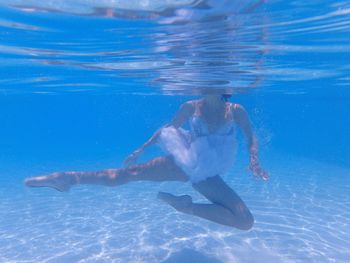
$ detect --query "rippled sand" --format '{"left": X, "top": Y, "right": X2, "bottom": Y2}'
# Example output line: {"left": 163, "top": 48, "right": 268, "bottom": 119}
{"left": 1, "top": 155, "right": 349, "bottom": 263}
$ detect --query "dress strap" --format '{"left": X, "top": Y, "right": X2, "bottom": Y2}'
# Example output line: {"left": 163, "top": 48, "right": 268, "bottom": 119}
{"left": 231, "top": 103, "right": 240, "bottom": 122}
{"left": 224, "top": 102, "right": 235, "bottom": 121}
{"left": 193, "top": 101, "right": 201, "bottom": 117}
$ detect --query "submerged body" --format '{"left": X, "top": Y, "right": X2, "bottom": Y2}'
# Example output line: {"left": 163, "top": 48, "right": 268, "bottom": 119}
{"left": 158, "top": 102, "right": 237, "bottom": 183}
{"left": 25, "top": 95, "right": 268, "bottom": 230}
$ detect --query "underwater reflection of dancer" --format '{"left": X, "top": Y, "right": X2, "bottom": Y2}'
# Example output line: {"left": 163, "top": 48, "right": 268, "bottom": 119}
{"left": 25, "top": 93, "right": 268, "bottom": 230}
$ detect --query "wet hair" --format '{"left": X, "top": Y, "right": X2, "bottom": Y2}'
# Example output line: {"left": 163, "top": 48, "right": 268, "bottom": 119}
{"left": 221, "top": 94, "right": 232, "bottom": 102}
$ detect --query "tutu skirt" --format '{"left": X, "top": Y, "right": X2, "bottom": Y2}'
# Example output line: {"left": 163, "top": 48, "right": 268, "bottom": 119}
{"left": 158, "top": 126, "right": 237, "bottom": 183}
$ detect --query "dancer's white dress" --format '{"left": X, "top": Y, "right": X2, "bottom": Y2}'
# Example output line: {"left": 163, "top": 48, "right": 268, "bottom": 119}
{"left": 158, "top": 114, "right": 237, "bottom": 183}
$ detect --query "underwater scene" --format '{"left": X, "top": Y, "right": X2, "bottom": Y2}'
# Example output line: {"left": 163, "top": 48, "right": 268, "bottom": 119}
{"left": 0, "top": 0, "right": 349, "bottom": 262}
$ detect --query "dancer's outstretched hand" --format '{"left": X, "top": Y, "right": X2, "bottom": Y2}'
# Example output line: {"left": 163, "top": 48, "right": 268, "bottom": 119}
{"left": 124, "top": 148, "right": 144, "bottom": 167}
{"left": 248, "top": 159, "right": 269, "bottom": 181}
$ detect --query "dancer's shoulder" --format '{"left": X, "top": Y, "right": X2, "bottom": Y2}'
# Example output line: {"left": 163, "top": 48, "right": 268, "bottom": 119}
{"left": 178, "top": 100, "right": 196, "bottom": 115}
{"left": 182, "top": 100, "right": 198, "bottom": 110}
{"left": 231, "top": 103, "right": 248, "bottom": 120}
{"left": 231, "top": 103, "right": 244, "bottom": 110}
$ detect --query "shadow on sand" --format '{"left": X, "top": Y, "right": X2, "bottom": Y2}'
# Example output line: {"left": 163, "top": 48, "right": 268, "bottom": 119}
{"left": 161, "top": 248, "right": 223, "bottom": 263}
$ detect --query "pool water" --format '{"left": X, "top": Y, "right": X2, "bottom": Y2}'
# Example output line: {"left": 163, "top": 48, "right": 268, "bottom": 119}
{"left": 0, "top": 1, "right": 349, "bottom": 262}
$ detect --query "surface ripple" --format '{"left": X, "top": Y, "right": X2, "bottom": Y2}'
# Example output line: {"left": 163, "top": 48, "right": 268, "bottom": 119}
{"left": 0, "top": 0, "right": 349, "bottom": 95}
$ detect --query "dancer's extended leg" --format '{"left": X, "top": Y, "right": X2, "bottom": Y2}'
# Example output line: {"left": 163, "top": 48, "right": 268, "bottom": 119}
{"left": 158, "top": 175, "right": 254, "bottom": 230}
{"left": 25, "top": 156, "right": 188, "bottom": 192}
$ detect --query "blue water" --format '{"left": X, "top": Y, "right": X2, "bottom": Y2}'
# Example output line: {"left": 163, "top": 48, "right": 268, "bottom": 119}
{"left": 0, "top": 1, "right": 350, "bottom": 262}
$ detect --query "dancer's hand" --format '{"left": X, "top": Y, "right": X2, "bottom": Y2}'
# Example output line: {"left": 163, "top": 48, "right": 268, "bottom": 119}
{"left": 124, "top": 148, "right": 144, "bottom": 167}
{"left": 248, "top": 157, "right": 269, "bottom": 181}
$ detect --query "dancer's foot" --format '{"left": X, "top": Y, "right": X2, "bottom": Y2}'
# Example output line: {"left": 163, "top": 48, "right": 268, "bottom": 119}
{"left": 157, "top": 191, "right": 193, "bottom": 214}
{"left": 24, "top": 172, "right": 77, "bottom": 192}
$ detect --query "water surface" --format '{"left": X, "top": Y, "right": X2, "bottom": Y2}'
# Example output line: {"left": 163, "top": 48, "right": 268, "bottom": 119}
{"left": 0, "top": 1, "right": 349, "bottom": 262}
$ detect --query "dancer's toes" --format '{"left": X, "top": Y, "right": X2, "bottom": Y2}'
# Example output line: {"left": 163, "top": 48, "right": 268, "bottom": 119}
{"left": 157, "top": 191, "right": 193, "bottom": 214}
{"left": 24, "top": 172, "right": 73, "bottom": 192}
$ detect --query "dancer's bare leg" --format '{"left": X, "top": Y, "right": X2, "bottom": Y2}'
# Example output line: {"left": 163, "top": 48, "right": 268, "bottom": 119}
{"left": 158, "top": 175, "right": 254, "bottom": 230}
{"left": 25, "top": 156, "right": 189, "bottom": 192}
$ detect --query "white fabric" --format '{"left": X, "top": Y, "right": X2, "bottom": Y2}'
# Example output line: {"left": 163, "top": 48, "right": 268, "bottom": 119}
{"left": 158, "top": 118, "right": 236, "bottom": 183}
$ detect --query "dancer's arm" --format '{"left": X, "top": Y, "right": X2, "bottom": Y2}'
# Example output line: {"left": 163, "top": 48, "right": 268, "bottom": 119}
{"left": 233, "top": 104, "right": 269, "bottom": 180}
{"left": 141, "top": 101, "right": 194, "bottom": 148}
{"left": 124, "top": 101, "right": 194, "bottom": 166}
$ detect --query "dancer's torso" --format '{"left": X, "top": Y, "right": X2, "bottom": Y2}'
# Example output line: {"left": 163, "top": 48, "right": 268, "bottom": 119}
{"left": 189, "top": 101, "right": 235, "bottom": 137}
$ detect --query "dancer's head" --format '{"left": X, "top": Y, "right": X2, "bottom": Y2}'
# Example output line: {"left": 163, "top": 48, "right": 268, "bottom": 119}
{"left": 197, "top": 87, "right": 234, "bottom": 102}
{"left": 221, "top": 93, "right": 232, "bottom": 102}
